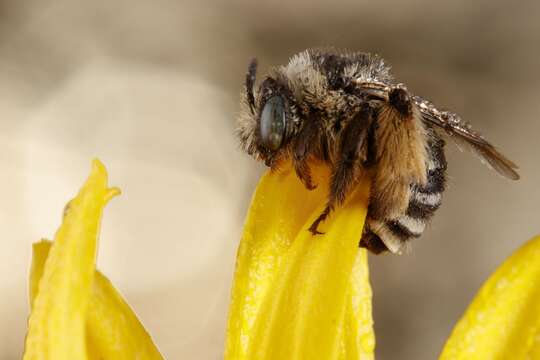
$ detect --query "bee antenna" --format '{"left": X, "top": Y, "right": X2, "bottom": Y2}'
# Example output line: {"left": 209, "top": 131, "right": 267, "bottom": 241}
{"left": 246, "top": 58, "right": 258, "bottom": 114}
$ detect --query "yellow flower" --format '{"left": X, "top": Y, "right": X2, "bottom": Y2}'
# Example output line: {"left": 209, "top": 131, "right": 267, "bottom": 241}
{"left": 23, "top": 160, "right": 162, "bottom": 360}
{"left": 20, "top": 158, "right": 539, "bottom": 359}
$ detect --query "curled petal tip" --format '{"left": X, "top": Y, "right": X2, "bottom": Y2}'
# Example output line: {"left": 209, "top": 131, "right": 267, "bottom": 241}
{"left": 105, "top": 187, "right": 121, "bottom": 203}
{"left": 89, "top": 159, "right": 120, "bottom": 200}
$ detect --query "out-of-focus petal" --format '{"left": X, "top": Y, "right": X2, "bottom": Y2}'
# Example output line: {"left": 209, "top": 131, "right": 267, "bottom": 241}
{"left": 440, "top": 235, "right": 540, "bottom": 360}
{"left": 29, "top": 240, "right": 163, "bottom": 360}
{"left": 23, "top": 160, "right": 120, "bottom": 360}
{"left": 29, "top": 241, "right": 50, "bottom": 310}
{"left": 225, "top": 164, "right": 373, "bottom": 360}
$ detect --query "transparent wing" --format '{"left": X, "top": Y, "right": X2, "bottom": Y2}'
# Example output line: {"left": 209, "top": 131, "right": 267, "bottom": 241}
{"left": 413, "top": 95, "right": 520, "bottom": 180}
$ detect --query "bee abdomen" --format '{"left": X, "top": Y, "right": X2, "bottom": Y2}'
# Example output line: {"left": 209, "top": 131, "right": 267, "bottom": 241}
{"left": 361, "top": 132, "right": 447, "bottom": 254}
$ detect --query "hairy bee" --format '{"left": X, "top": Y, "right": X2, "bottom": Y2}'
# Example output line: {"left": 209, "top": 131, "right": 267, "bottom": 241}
{"left": 237, "top": 48, "right": 519, "bottom": 254}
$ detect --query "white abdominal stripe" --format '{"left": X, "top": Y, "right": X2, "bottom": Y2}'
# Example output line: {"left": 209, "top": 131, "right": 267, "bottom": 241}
{"left": 397, "top": 215, "right": 426, "bottom": 235}
{"left": 406, "top": 167, "right": 445, "bottom": 220}
{"left": 367, "top": 216, "right": 425, "bottom": 254}
{"left": 367, "top": 219, "right": 404, "bottom": 254}
{"left": 405, "top": 190, "right": 442, "bottom": 221}
{"left": 414, "top": 191, "right": 442, "bottom": 207}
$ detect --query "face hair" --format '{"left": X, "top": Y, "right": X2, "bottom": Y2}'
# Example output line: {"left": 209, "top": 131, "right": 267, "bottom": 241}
{"left": 237, "top": 48, "right": 520, "bottom": 255}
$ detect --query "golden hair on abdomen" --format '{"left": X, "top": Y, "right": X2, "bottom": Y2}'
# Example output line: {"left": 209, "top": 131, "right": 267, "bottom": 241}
{"left": 371, "top": 104, "right": 428, "bottom": 219}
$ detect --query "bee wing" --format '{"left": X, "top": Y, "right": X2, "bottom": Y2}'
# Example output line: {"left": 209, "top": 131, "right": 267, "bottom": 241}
{"left": 413, "top": 96, "right": 520, "bottom": 180}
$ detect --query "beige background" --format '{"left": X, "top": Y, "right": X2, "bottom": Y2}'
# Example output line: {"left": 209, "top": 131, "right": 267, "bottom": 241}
{"left": 0, "top": 1, "right": 539, "bottom": 359}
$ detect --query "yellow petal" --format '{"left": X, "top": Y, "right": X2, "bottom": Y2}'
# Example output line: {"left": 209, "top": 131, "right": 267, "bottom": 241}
{"left": 24, "top": 159, "right": 120, "bottom": 360}
{"left": 440, "top": 235, "right": 540, "bottom": 359}
{"left": 225, "top": 164, "right": 374, "bottom": 360}
{"left": 29, "top": 241, "right": 51, "bottom": 310}
{"left": 85, "top": 272, "right": 163, "bottom": 360}
{"left": 29, "top": 240, "right": 163, "bottom": 360}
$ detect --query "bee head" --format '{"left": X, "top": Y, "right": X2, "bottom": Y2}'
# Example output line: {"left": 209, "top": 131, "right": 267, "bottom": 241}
{"left": 238, "top": 59, "right": 299, "bottom": 167}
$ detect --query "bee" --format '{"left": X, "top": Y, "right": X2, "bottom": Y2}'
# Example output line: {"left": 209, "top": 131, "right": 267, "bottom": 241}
{"left": 237, "top": 48, "right": 519, "bottom": 254}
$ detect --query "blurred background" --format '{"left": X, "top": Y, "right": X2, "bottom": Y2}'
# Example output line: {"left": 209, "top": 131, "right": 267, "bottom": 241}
{"left": 0, "top": 0, "right": 539, "bottom": 359}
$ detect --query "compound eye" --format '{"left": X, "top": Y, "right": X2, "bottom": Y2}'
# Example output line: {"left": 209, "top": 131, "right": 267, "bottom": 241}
{"left": 260, "top": 96, "right": 286, "bottom": 150}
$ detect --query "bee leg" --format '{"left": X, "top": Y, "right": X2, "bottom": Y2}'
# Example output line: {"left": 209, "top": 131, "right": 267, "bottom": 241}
{"left": 293, "top": 117, "right": 321, "bottom": 190}
{"left": 308, "top": 205, "right": 332, "bottom": 235}
{"left": 293, "top": 156, "right": 316, "bottom": 190}
{"left": 308, "top": 105, "right": 373, "bottom": 235}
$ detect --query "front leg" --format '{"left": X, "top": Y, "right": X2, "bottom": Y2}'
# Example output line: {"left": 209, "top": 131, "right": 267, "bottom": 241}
{"left": 293, "top": 116, "right": 321, "bottom": 190}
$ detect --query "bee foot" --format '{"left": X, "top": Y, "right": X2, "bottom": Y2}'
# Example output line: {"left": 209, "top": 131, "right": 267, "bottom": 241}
{"left": 308, "top": 205, "right": 332, "bottom": 235}
{"left": 308, "top": 225, "right": 324, "bottom": 236}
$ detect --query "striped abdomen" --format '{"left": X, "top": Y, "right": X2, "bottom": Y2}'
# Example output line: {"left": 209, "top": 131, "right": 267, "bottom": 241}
{"left": 360, "top": 131, "right": 447, "bottom": 254}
